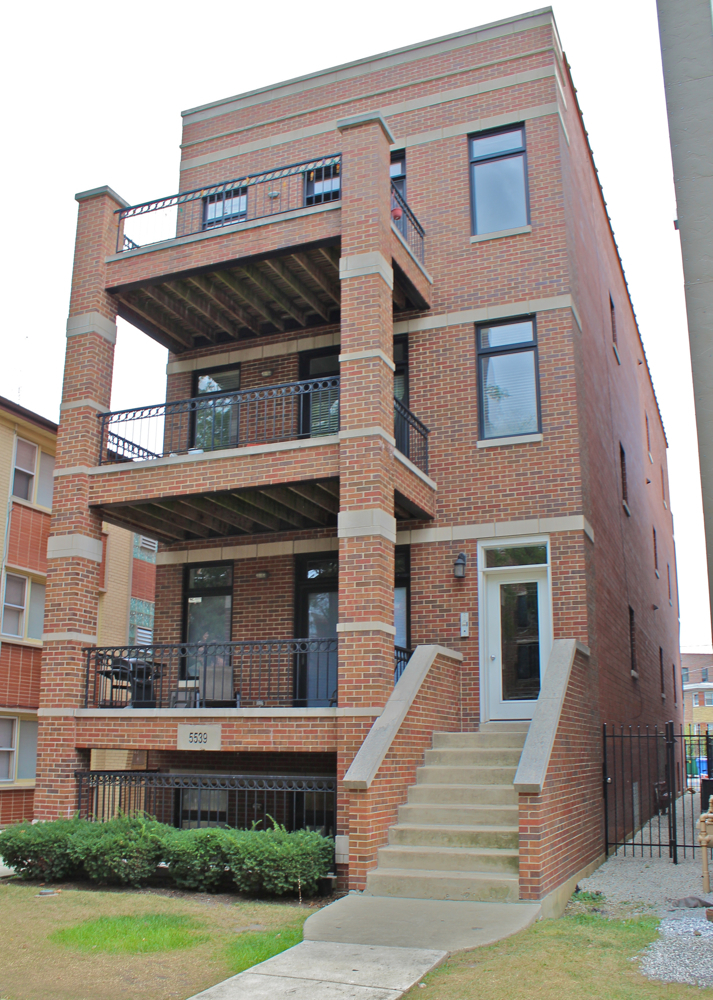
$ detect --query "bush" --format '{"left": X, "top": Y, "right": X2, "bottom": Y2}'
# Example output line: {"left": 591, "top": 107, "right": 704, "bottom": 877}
{"left": 0, "top": 815, "right": 333, "bottom": 895}
{"left": 163, "top": 827, "right": 230, "bottom": 892}
{"left": 0, "top": 817, "right": 85, "bottom": 881}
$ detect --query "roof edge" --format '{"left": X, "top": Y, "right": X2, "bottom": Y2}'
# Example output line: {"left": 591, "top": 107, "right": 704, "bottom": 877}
{"left": 0, "top": 395, "right": 58, "bottom": 433}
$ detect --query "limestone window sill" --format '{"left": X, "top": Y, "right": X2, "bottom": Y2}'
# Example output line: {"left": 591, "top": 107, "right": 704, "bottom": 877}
{"left": 477, "top": 433, "right": 543, "bottom": 449}
{"left": 470, "top": 225, "right": 532, "bottom": 244}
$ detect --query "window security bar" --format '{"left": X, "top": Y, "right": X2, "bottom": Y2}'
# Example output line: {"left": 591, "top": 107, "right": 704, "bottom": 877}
{"left": 84, "top": 639, "right": 339, "bottom": 710}
{"left": 391, "top": 181, "right": 425, "bottom": 263}
{"left": 394, "top": 397, "right": 429, "bottom": 473}
{"left": 115, "top": 155, "right": 342, "bottom": 252}
{"left": 98, "top": 377, "right": 340, "bottom": 465}
{"left": 76, "top": 771, "right": 336, "bottom": 836}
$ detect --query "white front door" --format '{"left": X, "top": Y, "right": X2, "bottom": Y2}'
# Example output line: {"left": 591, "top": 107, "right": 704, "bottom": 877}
{"left": 484, "top": 567, "right": 551, "bottom": 720}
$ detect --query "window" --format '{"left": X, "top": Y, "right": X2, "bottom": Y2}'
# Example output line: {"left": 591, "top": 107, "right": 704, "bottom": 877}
{"left": 0, "top": 718, "right": 37, "bottom": 781}
{"left": 673, "top": 665, "right": 678, "bottom": 706}
{"left": 299, "top": 349, "right": 339, "bottom": 437}
{"left": 667, "top": 564, "right": 672, "bottom": 602}
{"left": 476, "top": 318, "right": 539, "bottom": 440}
{"left": 659, "top": 647, "right": 666, "bottom": 699}
{"left": 203, "top": 187, "right": 247, "bottom": 229}
{"left": 703, "top": 668, "right": 709, "bottom": 683}
{"left": 2, "top": 574, "right": 45, "bottom": 640}
{"left": 682, "top": 667, "right": 689, "bottom": 684}
{"left": 653, "top": 528, "right": 658, "bottom": 573}
{"left": 305, "top": 163, "right": 340, "bottom": 206}
{"left": 629, "top": 606, "right": 637, "bottom": 677}
{"left": 193, "top": 365, "right": 242, "bottom": 452}
{"left": 661, "top": 466, "right": 667, "bottom": 508}
{"left": 390, "top": 151, "right": 406, "bottom": 198}
{"left": 394, "top": 339, "right": 409, "bottom": 405}
{"left": 36, "top": 452, "right": 54, "bottom": 507}
{"left": 645, "top": 413, "right": 651, "bottom": 456}
{"left": 706, "top": 692, "right": 713, "bottom": 707}
{"left": 620, "top": 445, "right": 630, "bottom": 513}
{"left": 12, "top": 439, "right": 54, "bottom": 506}
{"left": 394, "top": 547, "right": 410, "bottom": 650}
{"left": 694, "top": 692, "right": 700, "bottom": 707}
{"left": 610, "top": 295, "right": 617, "bottom": 347}
{"left": 469, "top": 126, "right": 528, "bottom": 236}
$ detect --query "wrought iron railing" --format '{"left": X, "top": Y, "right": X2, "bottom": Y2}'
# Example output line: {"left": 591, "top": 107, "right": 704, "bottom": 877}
{"left": 394, "top": 646, "right": 412, "bottom": 684}
{"left": 84, "top": 639, "right": 338, "bottom": 709}
{"left": 76, "top": 771, "right": 336, "bottom": 835}
{"left": 391, "top": 181, "right": 425, "bottom": 264}
{"left": 394, "top": 397, "right": 429, "bottom": 473}
{"left": 116, "top": 155, "right": 342, "bottom": 252}
{"left": 98, "top": 377, "right": 340, "bottom": 464}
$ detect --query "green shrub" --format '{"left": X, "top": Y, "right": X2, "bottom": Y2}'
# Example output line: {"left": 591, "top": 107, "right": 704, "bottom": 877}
{"left": 0, "top": 818, "right": 85, "bottom": 881}
{"left": 71, "top": 815, "right": 170, "bottom": 887}
{"left": 223, "top": 825, "right": 334, "bottom": 896}
{"left": 163, "top": 827, "right": 230, "bottom": 892}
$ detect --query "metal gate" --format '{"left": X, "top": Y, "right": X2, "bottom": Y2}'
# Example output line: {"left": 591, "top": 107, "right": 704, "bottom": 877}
{"left": 604, "top": 722, "right": 713, "bottom": 862}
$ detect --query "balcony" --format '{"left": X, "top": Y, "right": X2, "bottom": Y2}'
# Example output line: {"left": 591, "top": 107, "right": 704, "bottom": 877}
{"left": 105, "top": 157, "right": 430, "bottom": 356}
{"left": 83, "top": 640, "right": 414, "bottom": 710}
{"left": 99, "top": 380, "right": 429, "bottom": 474}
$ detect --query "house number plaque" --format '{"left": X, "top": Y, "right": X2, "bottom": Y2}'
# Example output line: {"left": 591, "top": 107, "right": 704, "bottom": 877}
{"left": 176, "top": 724, "right": 222, "bottom": 751}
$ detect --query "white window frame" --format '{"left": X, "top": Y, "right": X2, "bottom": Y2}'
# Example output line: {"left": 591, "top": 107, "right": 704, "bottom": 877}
{"left": 1, "top": 572, "right": 45, "bottom": 642}
{"left": 0, "top": 717, "right": 16, "bottom": 782}
{"left": 477, "top": 535, "right": 553, "bottom": 724}
{"left": 11, "top": 437, "right": 54, "bottom": 509}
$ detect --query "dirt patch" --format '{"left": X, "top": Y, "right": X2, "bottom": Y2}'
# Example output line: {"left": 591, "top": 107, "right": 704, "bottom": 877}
{"left": 0, "top": 880, "right": 326, "bottom": 1000}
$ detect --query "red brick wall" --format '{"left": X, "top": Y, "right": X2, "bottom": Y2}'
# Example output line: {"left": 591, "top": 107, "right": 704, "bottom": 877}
{"left": 0, "top": 643, "right": 41, "bottom": 709}
{"left": 131, "top": 557, "right": 156, "bottom": 603}
{"left": 7, "top": 504, "right": 50, "bottom": 574}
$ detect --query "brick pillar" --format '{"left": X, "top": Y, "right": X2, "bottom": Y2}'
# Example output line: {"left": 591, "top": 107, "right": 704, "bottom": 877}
{"left": 333, "top": 115, "right": 397, "bottom": 885}
{"left": 35, "top": 186, "right": 126, "bottom": 820}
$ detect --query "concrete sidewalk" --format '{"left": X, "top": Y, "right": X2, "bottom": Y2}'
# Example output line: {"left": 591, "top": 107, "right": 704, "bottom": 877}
{"left": 188, "top": 895, "right": 541, "bottom": 999}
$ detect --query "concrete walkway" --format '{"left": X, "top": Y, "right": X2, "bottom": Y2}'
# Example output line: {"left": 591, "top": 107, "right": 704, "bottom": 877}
{"left": 189, "top": 895, "right": 541, "bottom": 999}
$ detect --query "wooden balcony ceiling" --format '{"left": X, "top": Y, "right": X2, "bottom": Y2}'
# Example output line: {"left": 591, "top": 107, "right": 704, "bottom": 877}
{"left": 108, "top": 243, "right": 426, "bottom": 354}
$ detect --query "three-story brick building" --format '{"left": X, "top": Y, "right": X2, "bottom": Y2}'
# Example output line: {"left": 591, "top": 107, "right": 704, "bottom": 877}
{"left": 36, "top": 9, "right": 680, "bottom": 906}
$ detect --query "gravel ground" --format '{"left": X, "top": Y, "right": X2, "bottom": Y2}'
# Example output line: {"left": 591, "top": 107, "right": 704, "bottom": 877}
{"left": 640, "top": 910, "right": 713, "bottom": 988}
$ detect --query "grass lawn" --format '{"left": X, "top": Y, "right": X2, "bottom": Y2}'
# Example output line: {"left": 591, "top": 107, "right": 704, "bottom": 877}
{"left": 0, "top": 880, "right": 312, "bottom": 1000}
{"left": 403, "top": 911, "right": 708, "bottom": 999}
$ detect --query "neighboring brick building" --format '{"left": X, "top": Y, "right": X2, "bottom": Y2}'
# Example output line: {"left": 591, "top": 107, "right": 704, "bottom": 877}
{"left": 682, "top": 652, "right": 713, "bottom": 727}
{"left": 36, "top": 9, "right": 681, "bottom": 906}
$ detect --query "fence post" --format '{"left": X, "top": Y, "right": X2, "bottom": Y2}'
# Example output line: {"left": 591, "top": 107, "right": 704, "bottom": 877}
{"left": 603, "top": 724, "right": 610, "bottom": 856}
{"left": 666, "top": 721, "right": 678, "bottom": 864}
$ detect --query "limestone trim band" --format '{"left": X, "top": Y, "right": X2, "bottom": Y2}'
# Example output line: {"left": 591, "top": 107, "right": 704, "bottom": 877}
{"left": 394, "top": 294, "right": 582, "bottom": 335}
{"left": 38, "top": 706, "right": 383, "bottom": 718}
{"left": 394, "top": 449, "right": 437, "bottom": 489}
{"left": 66, "top": 312, "right": 117, "bottom": 345}
{"left": 47, "top": 533, "right": 103, "bottom": 563}
{"left": 338, "top": 427, "right": 396, "bottom": 446}
{"left": 59, "top": 398, "right": 107, "bottom": 413}
{"left": 336, "top": 621, "right": 397, "bottom": 635}
{"left": 157, "top": 535, "right": 338, "bottom": 566}
{"left": 339, "top": 349, "right": 396, "bottom": 372}
{"left": 75, "top": 185, "right": 128, "bottom": 208}
{"left": 470, "top": 224, "right": 532, "bottom": 243}
{"left": 336, "top": 112, "right": 395, "bottom": 143}
{"left": 396, "top": 514, "right": 595, "bottom": 545}
{"left": 53, "top": 465, "right": 92, "bottom": 478}
{"left": 343, "top": 644, "right": 464, "bottom": 789}
{"left": 338, "top": 508, "right": 397, "bottom": 543}
{"left": 391, "top": 222, "right": 434, "bottom": 283}
{"left": 477, "top": 432, "right": 543, "bottom": 449}
{"left": 339, "top": 252, "right": 393, "bottom": 290}
{"left": 168, "top": 331, "right": 340, "bottom": 375}
{"left": 42, "top": 632, "right": 98, "bottom": 644}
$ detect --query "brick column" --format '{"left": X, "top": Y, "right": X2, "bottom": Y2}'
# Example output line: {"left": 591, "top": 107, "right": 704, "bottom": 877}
{"left": 35, "top": 186, "right": 126, "bottom": 820}
{"left": 334, "top": 114, "right": 397, "bottom": 884}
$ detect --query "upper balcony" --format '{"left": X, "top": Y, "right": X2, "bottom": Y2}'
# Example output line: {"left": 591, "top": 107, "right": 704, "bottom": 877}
{"left": 105, "top": 156, "right": 430, "bottom": 355}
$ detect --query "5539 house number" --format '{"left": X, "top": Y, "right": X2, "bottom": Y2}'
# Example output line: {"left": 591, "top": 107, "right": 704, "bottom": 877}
{"left": 176, "top": 724, "right": 221, "bottom": 751}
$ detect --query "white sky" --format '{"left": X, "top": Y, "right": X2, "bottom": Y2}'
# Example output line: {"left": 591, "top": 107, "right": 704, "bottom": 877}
{"left": 1, "top": 0, "right": 708, "bottom": 650}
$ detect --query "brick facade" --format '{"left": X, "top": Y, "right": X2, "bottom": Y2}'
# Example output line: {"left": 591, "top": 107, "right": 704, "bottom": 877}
{"left": 35, "top": 11, "right": 680, "bottom": 899}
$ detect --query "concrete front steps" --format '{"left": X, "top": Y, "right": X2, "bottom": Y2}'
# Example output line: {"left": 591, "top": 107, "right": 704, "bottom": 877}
{"left": 366, "top": 722, "right": 529, "bottom": 903}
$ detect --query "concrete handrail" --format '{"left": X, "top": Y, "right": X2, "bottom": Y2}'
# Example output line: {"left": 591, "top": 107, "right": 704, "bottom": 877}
{"left": 342, "top": 644, "right": 463, "bottom": 790}
{"left": 514, "top": 638, "right": 591, "bottom": 794}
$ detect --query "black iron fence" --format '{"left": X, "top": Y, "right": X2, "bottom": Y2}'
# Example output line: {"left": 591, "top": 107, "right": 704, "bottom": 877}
{"left": 98, "top": 377, "right": 340, "bottom": 464}
{"left": 116, "top": 155, "right": 342, "bottom": 252}
{"left": 76, "top": 771, "right": 336, "bottom": 835}
{"left": 604, "top": 722, "right": 713, "bottom": 862}
{"left": 84, "top": 639, "right": 338, "bottom": 709}
{"left": 391, "top": 182, "right": 425, "bottom": 264}
{"left": 394, "top": 646, "right": 412, "bottom": 684}
{"left": 394, "top": 397, "right": 429, "bottom": 473}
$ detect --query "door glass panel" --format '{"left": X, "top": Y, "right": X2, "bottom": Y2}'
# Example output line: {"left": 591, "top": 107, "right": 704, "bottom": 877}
{"left": 306, "top": 591, "right": 338, "bottom": 637}
{"left": 186, "top": 594, "right": 232, "bottom": 700}
{"left": 394, "top": 587, "right": 408, "bottom": 648}
{"left": 500, "top": 582, "right": 540, "bottom": 701}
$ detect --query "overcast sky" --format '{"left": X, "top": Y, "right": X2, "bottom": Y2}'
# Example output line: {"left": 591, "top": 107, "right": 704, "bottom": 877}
{"left": 1, "top": 0, "right": 708, "bottom": 650}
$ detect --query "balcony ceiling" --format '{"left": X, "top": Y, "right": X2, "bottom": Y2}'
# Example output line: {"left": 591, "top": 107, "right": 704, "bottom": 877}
{"left": 108, "top": 240, "right": 427, "bottom": 354}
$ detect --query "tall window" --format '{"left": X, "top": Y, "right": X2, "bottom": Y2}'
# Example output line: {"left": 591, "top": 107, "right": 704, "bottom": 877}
{"left": 12, "top": 439, "right": 54, "bottom": 507}
{"left": 682, "top": 666, "right": 690, "bottom": 684}
{"left": 659, "top": 647, "right": 665, "bottom": 699}
{"left": 629, "top": 606, "right": 637, "bottom": 677}
{"left": 476, "top": 318, "right": 539, "bottom": 440}
{"left": 645, "top": 413, "right": 651, "bottom": 455}
{"left": 653, "top": 528, "right": 658, "bottom": 572}
{"left": 703, "top": 667, "right": 709, "bottom": 683}
{"left": 193, "top": 364, "right": 241, "bottom": 452}
{"left": 0, "top": 717, "right": 37, "bottom": 782}
{"left": 620, "top": 445, "right": 629, "bottom": 513}
{"left": 661, "top": 466, "right": 667, "bottom": 507}
{"left": 390, "top": 151, "right": 406, "bottom": 198}
{"left": 2, "top": 574, "right": 45, "bottom": 640}
{"left": 673, "top": 664, "right": 678, "bottom": 706}
{"left": 469, "top": 126, "right": 528, "bottom": 235}
{"left": 667, "top": 564, "right": 672, "bottom": 602}
{"left": 610, "top": 295, "right": 617, "bottom": 346}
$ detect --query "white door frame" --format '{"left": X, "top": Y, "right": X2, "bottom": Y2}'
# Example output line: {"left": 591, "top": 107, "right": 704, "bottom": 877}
{"left": 478, "top": 536, "right": 553, "bottom": 723}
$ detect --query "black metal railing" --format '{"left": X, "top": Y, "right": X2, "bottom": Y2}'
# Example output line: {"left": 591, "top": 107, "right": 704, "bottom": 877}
{"left": 604, "top": 721, "right": 713, "bottom": 862}
{"left": 98, "top": 377, "right": 340, "bottom": 464}
{"left": 391, "top": 182, "right": 425, "bottom": 264}
{"left": 394, "top": 646, "right": 412, "bottom": 684}
{"left": 394, "top": 397, "right": 429, "bottom": 473}
{"left": 76, "top": 771, "right": 336, "bottom": 835}
{"left": 84, "top": 639, "right": 338, "bottom": 709}
{"left": 116, "top": 155, "right": 342, "bottom": 252}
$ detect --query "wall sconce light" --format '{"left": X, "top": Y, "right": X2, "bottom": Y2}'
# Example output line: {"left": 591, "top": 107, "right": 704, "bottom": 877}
{"left": 255, "top": 571, "right": 269, "bottom": 580}
{"left": 453, "top": 552, "right": 467, "bottom": 579}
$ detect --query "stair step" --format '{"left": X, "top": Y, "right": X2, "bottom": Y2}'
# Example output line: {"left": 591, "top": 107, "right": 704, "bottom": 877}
{"left": 417, "top": 765, "right": 518, "bottom": 785}
{"left": 389, "top": 822, "right": 518, "bottom": 849}
{"left": 377, "top": 844, "right": 519, "bottom": 873}
{"left": 398, "top": 803, "right": 518, "bottom": 825}
{"left": 366, "top": 867, "right": 520, "bottom": 903}
{"left": 407, "top": 782, "right": 518, "bottom": 806}
{"left": 424, "top": 747, "right": 523, "bottom": 767}
{"left": 480, "top": 722, "right": 531, "bottom": 733}
{"left": 433, "top": 731, "right": 527, "bottom": 749}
